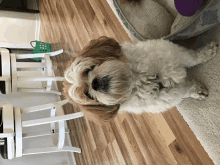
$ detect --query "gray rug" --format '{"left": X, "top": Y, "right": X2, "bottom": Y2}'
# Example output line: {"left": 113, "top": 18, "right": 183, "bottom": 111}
{"left": 176, "top": 26, "right": 220, "bottom": 165}
{"left": 107, "top": 0, "right": 220, "bottom": 163}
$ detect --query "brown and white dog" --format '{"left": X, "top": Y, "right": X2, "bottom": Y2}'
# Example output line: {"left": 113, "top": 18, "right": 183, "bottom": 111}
{"left": 63, "top": 36, "right": 218, "bottom": 123}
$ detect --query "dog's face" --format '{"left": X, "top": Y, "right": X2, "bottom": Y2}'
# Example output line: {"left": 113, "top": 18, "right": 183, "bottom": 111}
{"left": 63, "top": 36, "right": 132, "bottom": 123}
{"left": 65, "top": 57, "right": 132, "bottom": 106}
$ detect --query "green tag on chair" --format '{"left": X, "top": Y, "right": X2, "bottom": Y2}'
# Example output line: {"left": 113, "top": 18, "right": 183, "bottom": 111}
{"left": 30, "top": 41, "right": 51, "bottom": 61}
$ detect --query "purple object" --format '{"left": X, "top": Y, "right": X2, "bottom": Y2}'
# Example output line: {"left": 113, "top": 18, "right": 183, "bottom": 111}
{"left": 174, "top": 0, "right": 203, "bottom": 16}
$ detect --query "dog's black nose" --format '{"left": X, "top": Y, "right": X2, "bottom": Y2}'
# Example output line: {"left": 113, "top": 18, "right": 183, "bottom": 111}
{"left": 92, "top": 76, "right": 111, "bottom": 92}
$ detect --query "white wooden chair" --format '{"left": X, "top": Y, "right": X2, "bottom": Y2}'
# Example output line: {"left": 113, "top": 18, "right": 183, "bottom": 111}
{"left": 0, "top": 99, "right": 84, "bottom": 159}
{"left": 0, "top": 48, "right": 65, "bottom": 95}
{"left": 0, "top": 48, "right": 11, "bottom": 94}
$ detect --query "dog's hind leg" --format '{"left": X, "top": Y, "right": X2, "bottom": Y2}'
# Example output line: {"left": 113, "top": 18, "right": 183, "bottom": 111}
{"left": 183, "top": 79, "right": 209, "bottom": 100}
{"left": 176, "top": 41, "right": 218, "bottom": 67}
{"left": 158, "top": 79, "right": 208, "bottom": 105}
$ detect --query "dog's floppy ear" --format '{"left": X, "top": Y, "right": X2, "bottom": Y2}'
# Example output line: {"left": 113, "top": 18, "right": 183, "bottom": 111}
{"left": 62, "top": 79, "right": 75, "bottom": 105}
{"left": 80, "top": 104, "right": 120, "bottom": 124}
{"left": 78, "top": 36, "right": 127, "bottom": 62}
{"left": 62, "top": 79, "right": 120, "bottom": 124}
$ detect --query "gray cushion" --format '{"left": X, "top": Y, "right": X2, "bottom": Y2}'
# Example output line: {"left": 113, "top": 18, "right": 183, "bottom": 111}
{"left": 114, "top": 0, "right": 174, "bottom": 40}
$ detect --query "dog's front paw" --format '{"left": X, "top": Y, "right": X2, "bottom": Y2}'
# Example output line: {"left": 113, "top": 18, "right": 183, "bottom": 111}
{"left": 199, "top": 41, "right": 219, "bottom": 63}
{"left": 190, "top": 83, "right": 209, "bottom": 100}
{"left": 196, "top": 85, "right": 209, "bottom": 100}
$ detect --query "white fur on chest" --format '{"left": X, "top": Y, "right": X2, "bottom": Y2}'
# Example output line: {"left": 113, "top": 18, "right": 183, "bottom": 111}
{"left": 119, "top": 39, "right": 187, "bottom": 114}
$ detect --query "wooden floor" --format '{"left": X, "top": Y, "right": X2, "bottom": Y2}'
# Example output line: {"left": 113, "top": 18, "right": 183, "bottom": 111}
{"left": 38, "top": 0, "right": 214, "bottom": 164}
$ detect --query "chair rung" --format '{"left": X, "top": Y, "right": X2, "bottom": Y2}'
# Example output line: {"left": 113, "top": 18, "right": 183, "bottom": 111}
{"left": 17, "top": 88, "right": 62, "bottom": 95}
{"left": 22, "top": 112, "right": 84, "bottom": 127}
{"left": 22, "top": 129, "right": 70, "bottom": 138}
{"left": 16, "top": 66, "right": 57, "bottom": 71}
{"left": 21, "top": 99, "right": 69, "bottom": 113}
{"left": 0, "top": 132, "right": 14, "bottom": 138}
{"left": 17, "top": 77, "right": 65, "bottom": 81}
{"left": 22, "top": 146, "right": 81, "bottom": 156}
{"left": 17, "top": 71, "right": 41, "bottom": 77}
{"left": 16, "top": 62, "right": 41, "bottom": 68}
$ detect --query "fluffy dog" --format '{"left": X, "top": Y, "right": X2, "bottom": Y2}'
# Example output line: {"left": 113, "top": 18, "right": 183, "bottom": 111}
{"left": 63, "top": 36, "right": 218, "bottom": 122}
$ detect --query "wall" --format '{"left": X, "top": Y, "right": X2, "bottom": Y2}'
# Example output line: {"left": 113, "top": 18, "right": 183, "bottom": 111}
{"left": 0, "top": 9, "right": 40, "bottom": 49}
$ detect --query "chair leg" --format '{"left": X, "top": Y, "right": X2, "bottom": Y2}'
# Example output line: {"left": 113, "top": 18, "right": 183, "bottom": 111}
{"left": 44, "top": 54, "right": 53, "bottom": 75}
{"left": 63, "top": 146, "right": 81, "bottom": 153}
{"left": 2, "top": 104, "right": 15, "bottom": 159}
{"left": 11, "top": 53, "right": 18, "bottom": 93}
{"left": 14, "top": 107, "right": 22, "bottom": 158}
{"left": 42, "top": 81, "right": 53, "bottom": 92}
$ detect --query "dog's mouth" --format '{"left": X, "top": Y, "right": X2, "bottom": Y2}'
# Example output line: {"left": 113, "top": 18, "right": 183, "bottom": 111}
{"left": 152, "top": 82, "right": 165, "bottom": 93}
{"left": 150, "top": 74, "right": 165, "bottom": 91}
{"left": 85, "top": 91, "right": 94, "bottom": 100}
{"left": 158, "top": 82, "right": 165, "bottom": 90}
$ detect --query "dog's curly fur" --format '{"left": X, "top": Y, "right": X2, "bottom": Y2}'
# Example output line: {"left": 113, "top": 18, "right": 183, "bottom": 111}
{"left": 63, "top": 36, "right": 218, "bottom": 123}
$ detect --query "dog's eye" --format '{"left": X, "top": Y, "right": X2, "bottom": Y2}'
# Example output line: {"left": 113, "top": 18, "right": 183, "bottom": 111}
{"left": 84, "top": 65, "right": 95, "bottom": 76}
{"left": 85, "top": 91, "right": 93, "bottom": 100}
